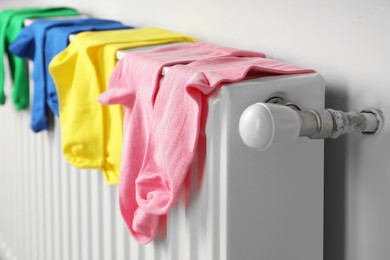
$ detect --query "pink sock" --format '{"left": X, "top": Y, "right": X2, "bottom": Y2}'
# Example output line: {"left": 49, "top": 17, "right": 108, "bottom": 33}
{"left": 98, "top": 43, "right": 265, "bottom": 244}
{"left": 134, "top": 56, "right": 315, "bottom": 242}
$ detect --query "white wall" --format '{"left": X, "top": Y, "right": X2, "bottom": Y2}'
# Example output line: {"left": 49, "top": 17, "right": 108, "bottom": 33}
{"left": 3, "top": 1, "right": 390, "bottom": 259}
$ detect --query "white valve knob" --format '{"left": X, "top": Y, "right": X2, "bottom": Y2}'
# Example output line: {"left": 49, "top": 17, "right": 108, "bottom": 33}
{"left": 239, "top": 103, "right": 301, "bottom": 151}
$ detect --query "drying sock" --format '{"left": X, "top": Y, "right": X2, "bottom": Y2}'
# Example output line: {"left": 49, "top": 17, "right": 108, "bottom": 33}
{"left": 98, "top": 42, "right": 266, "bottom": 243}
{"left": 49, "top": 27, "right": 194, "bottom": 184}
{"left": 9, "top": 18, "right": 130, "bottom": 132}
{"left": 0, "top": 7, "right": 79, "bottom": 109}
{"left": 106, "top": 54, "right": 314, "bottom": 243}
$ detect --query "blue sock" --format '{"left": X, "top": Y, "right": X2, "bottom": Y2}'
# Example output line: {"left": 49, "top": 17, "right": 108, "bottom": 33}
{"left": 9, "top": 18, "right": 132, "bottom": 132}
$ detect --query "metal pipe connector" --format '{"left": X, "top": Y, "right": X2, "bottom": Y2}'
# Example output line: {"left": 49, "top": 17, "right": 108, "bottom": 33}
{"left": 298, "top": 108, "right": 384, "bottom": 139}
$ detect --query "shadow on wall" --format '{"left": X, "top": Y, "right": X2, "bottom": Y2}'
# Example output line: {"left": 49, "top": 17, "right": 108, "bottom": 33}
{"left": 324, "top": 86, "right": 348, "bottom": 260}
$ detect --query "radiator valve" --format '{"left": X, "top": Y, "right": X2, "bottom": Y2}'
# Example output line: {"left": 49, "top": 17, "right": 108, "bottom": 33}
{"left": 239, "top": 97, "right": 384, "bottom": 151}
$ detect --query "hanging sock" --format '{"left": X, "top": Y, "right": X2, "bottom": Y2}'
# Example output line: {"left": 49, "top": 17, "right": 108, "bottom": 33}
{"left": 136, "top": 57, "right": 315, "bottom": 242}
{"left": 98, "top": 42, "right": 266, "bottom": 243}
{"left": 0, "top": 7, "right": 79, "bottom": 110}
{"left": 9, "top": 18, "right": 131, "bottom": 132}
{"left": 103, "top": 53, "right": 315, "bottom": 243}
{"left": 49, "top": 27, "right": 194, "bottom": 185}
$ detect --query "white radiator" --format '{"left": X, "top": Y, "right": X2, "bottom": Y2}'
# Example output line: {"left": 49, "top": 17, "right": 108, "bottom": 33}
{"left": 0, "top": 58, "right": 324, "bottom": 259}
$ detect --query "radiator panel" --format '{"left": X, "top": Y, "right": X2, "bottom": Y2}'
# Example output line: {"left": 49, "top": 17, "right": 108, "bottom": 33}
{"left": 0, "top": 64, "right": 324, "bottom": 260}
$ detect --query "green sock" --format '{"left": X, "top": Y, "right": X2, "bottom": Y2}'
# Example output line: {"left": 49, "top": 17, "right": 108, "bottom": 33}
{"left": 0, "top": 7, "right": 80, "bottom": 109}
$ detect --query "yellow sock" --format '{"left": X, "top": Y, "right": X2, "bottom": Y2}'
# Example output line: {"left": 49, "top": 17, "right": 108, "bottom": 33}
{"left": 49, "top": 27, "right": 195, "bottom": 184}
